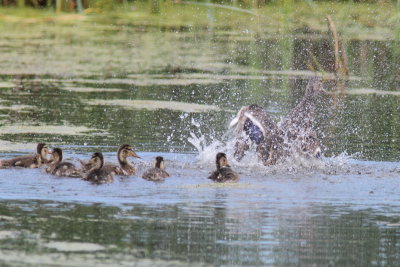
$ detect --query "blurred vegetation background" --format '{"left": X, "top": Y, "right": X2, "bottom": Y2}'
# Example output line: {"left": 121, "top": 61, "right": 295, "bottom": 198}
{"left": 0, "top": 0, "right": 398, "bottom": 38}
{"left": 0, "top": 0, "right": 399, "bottom": 14}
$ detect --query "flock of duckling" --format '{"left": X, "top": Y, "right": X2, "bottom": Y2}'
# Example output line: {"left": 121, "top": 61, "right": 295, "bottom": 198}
{"left": 0, "top": 143, "right": 237, "bottom": 183}
{"left": 0, "top": 77, "right": 325, "bottom": 184}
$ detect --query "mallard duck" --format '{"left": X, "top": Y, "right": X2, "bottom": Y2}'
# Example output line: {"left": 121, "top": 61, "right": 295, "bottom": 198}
{"left": 229, "top": 77, "right": 325, "bottom": 165}
{"left": 229, "top": 104, "right": 279, "bottom": 164}
{"left": 45, "top": 148, "right": 81, "bottom": 177}
{"left": 81, "top": 144, "right": 140, "bottom": 176}
{"left": 83, "top": 152, "right": 114, "bottom": 184}
{"left": 208, "top": 152, "right": 239, "bottom": 183}
{"left": 0, "top": 143, "right": 51, "bottom": 168}
{"left": 142, "top": 156, "right": 170, "bottom": 181}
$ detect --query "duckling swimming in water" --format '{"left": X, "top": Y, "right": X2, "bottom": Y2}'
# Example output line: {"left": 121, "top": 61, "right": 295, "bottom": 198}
{"left": 81, "top": 144, "right": 140, "bottom": 176}
{"left": 83, "top": 152, "right": 114, "bottom": 184}
{"left": 208, "top": 152, "right": 239, "bottom": 183}
{"left": 0, "top": 143, "right": 51, "bottom": 168}
{"left": 142, "top": 156, "right": 170, "bottom": 181}
{"left": 45, "top": 148, "right": 81, "bottom": 177}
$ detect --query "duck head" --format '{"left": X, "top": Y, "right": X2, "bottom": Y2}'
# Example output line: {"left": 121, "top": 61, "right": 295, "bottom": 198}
{"left": 216, "top": 152, "right": 230, "bottom": 169}
{"left": 118, "top": 144, "right": 140, "bottom": 163}
{"left": 37, "top": 143, "right": 50, "bottom": 161}
{"left": 50, "top": 148, "right": 63, "bottom": 163}
{"left": 155, "top": 156, "right": 165, "bottom": 169}
{"left": 89, "top": 152, "right": 104, "bottom": 169}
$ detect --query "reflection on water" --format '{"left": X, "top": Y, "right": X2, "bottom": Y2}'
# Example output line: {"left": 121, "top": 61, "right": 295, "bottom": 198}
{"left": 0, "top": 167, "right": 399, "bottom": 266}
{"left": 0, "top": 18, "right": 399, "bottom": 266}
{"left": 83, "top": 99, "right": 223, "bottom": 113}
{"left": 0, "top": 151, "right": 399, "bottom": 266}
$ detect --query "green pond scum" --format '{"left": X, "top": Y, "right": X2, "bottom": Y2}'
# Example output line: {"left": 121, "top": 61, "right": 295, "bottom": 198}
{"left": 0, "top": 1, "right": 399, "bottom": 266}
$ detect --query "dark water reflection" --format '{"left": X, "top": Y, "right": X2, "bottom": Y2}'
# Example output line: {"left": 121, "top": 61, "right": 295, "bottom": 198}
{"left": 0, "top": 21, "right": 399, "bottom": 266}
{"left": 0, "top": 198, "right": 399, "bottom": 266}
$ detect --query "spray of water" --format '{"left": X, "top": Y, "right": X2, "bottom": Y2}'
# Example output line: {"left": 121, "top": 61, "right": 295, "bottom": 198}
{"left": 187, "top": 115, "right": 359, "bottom": 176}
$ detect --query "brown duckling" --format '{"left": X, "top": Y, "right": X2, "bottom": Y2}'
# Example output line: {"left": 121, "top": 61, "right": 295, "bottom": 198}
{"left": 208, "top": 152, "right": 239, "bottom": 183}
{"left": 142, "top": 156, "right": 170, "bottom": 181}
{"left": 0, "top": 143, "right": 51, "bottom": 168}
{"left": 81, "top": 144, "right": 140, "bottom": 176}
{"left": 45, "top": 148, "right": 81, "bottom": 177}
{"left": 83, "top": 152, "right": 114, "bottom": 184}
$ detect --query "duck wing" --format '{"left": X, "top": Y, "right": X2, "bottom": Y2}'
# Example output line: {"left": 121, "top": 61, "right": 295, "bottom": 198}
{"left": 231, "top": 105, "right": 278, "bottom": 161}
{"left": 208, "top": 167, "right": 239, "bottom": 183}
{"left": 102, "top": 163, "right": 124, "bottom": 175}
{"left": 280, "top": 77, "right": 323, "bottom": 136}
{"left": 217, "top": 167, "right": 239, "bottom": 183}
{"left": 231, "top": 105, "right": 278, "bottom": 138}
{"left": 208, "top": 170, "right": 220, "bottom": 181}
{"left": 278, "top": 77, "right": 324, "bottom": 157}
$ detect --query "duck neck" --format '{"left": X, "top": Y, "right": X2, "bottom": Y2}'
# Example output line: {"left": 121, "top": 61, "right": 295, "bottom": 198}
{"left": 39, "top": 152, "right": 47, "bottom": 163}
{"left": 118, "top": 155, "right": 132, "bottom": 169}
{"left": 217, "top": 163, "right": 229, "bottom": 170}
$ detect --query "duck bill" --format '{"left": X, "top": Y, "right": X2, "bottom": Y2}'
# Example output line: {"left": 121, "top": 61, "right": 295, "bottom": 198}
{"left": 229, "top": 116, "right": 239, "bottom": 128}
{"left": 129, "top": 150, "right": 141, "bottom": 158}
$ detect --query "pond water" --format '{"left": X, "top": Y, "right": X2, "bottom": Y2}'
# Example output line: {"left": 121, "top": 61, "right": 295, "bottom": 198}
{"left": 0, "top": 18, "right": 399, "bottom": 266}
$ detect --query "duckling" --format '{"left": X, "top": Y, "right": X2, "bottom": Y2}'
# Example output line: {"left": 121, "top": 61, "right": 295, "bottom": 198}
{"left": 229, "top": 104, "right": 279, "bottom": 163}
{"left": 45, "top": 148, "right": 81, "bottom": 177}
{"left": 103, "top": 144, "right": 140, "bottom": 175}
{"left": 0, "top": 143, "right": 51, "bottom": 168}
{"left": 81, "top": 144, "right": 140, "bottom": 176}
{"left": 83, "top": 152, "right": 114, "bottom": 184}
{"left": 142, "top": 156, "right": 170, "bottom": 181}
{"left": 208, "top": 152, "right": 239, "bottom": 183}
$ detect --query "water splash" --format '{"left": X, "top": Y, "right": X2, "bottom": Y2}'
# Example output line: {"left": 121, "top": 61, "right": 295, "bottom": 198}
{"left": 187, "top": 117, "right": 361, "bottom": 176}
{"left": 188, "top": 132, "right": 226, "bottom": 166}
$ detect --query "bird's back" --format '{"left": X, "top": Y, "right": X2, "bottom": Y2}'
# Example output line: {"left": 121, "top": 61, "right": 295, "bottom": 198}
{"left": 84, "top": 169, "right": 114, "bottom": 184}
{"left": 51, "top": 162, "right": 81, "bottom": 178}
{"left": 209, "top": 167, "right": 239, "bottom": 183}
{"left": 1, "top": 154, "right": 39, "bottom": 168}
{"left": 142, "top": 168, "right": 169, "bottom": 181}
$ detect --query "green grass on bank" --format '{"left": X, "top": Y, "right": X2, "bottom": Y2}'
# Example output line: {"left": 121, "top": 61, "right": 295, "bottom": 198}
{"left": 0, "top": 1, "right": 398, "bottom": 39}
